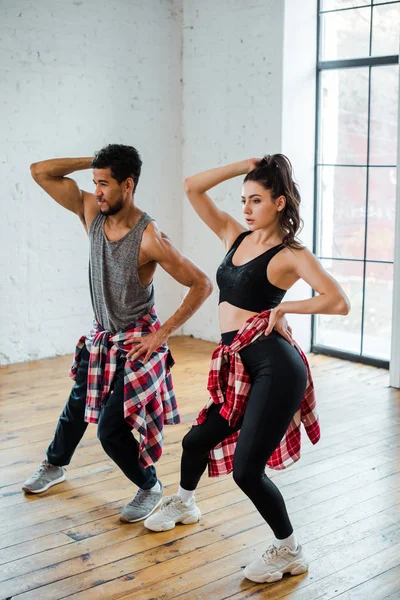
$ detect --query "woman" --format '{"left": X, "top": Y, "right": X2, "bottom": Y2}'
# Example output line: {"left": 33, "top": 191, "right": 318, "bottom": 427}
{"left": 144, "top": 155, "right": 350, "bottom": 584}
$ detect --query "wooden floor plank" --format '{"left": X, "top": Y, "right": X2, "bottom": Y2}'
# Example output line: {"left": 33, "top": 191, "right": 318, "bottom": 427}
{"left": 114, "top": 507, "right": 400, "bottom": 600}
{"left": 332, "top": 564, "right": 400, "bottom": 600}
{"left": 0, "top": 337, "right": 399, "bottom": 600}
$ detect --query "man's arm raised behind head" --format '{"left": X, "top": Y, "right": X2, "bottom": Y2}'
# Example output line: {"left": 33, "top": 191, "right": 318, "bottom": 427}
{"left": 30, "top": 157, "right": 98, "bottom": 231}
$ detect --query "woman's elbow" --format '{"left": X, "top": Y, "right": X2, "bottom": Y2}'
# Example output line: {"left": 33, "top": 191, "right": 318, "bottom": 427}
{"left": 183, "top": 177, "right": 192, "bottom": 195}
{"left": 337, "top": 295, "right": 351, "bottom": 315}
{"left": 184, "top": 177, "right": 203, "bottom": 196}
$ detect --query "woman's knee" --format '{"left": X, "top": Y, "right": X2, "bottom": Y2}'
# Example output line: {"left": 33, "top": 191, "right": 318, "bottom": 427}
{"left": 182, "top": 427, "right": 212, "bottom": 456}
{"left": 232, "top": 457, "right": 262, "bottom": 491}
{"left": 182, "top": 428, "right": 198, "bottom": 453}
{"left": 232, "top": 462, "right": 250, "bottom": 490}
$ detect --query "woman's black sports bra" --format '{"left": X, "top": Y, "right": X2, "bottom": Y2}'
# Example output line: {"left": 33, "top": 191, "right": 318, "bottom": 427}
{"left": 216, "top": 231, "right": 287, "bottom": 312}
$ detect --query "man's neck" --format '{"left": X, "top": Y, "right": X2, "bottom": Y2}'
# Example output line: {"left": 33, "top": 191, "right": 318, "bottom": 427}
{"left": 106, "top": 200, "right": 142, "bottom": 230}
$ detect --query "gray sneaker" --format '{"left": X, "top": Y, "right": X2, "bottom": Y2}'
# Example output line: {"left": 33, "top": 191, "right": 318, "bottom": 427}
{"left": 22, "top": 459, "right": 66, "bottom": 494}
{"left": 120, "top": 480, "right": 163, "bottom": 523}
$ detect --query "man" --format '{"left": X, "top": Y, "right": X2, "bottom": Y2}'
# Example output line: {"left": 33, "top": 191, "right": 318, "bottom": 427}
{"left": 23, "top": 144, "right": 212, "bottom": 524}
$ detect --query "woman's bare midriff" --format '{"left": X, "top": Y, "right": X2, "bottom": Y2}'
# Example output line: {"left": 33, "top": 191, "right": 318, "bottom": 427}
{"left": 218, "top": 301, "right": 259, "bottom": 334}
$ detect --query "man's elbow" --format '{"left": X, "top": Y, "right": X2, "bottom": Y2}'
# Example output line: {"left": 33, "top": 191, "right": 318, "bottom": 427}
{"left": 30, "top": 162, "right": 44, "bottom": 180}
{"left": 202, "top": 275, "right": 213, "bottom": 297}
{"left": 196, "top": 274, "right": 213, "bottom": 298}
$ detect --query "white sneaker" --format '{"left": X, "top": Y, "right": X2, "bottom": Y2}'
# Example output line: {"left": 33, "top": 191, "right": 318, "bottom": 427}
{"left": 144, "top": 494, "right": 201, "bottom": 532}
{"left": 243, "top": 544, "right": 308, "bottom": 583}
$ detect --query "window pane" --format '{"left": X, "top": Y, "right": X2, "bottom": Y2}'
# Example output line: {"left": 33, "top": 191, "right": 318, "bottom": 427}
{"left": 317, "top": 166, "right": 366, "bottom": 259}
{"left": 371, "top": 3, "right": 400, "bottom": 56}
{"left": 321, "top": 1, "right": 370, "bottom": 10}
{"left": 315, "top": 259, "right": 363, "bottom": 353}
{"left": 370, "top": 65, "right": 399, "bottom": 165}
{"left": 366, "top": 167, "right": 397, "bottom": 261}
{"left": 319, "top": 68, "right": 369, "bottom": 164}
{"left": 320, "top": 7, "right": 371, "bottom": 61}
{"left": 362, "top": 263, "right": 393, "bottom": 360}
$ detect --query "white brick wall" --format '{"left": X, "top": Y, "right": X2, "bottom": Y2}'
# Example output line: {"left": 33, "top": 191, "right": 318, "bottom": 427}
{"left": 1, "top": 0, "right": 317, "bottom": 364}
{"left": 0, "top": 0, "right": 183, "bottom": 364}
{"left": 181, "top": 0, "right": 285, "bottom": 342}
{"left": 181, "top": 0, "right": 317, "bottom": 350}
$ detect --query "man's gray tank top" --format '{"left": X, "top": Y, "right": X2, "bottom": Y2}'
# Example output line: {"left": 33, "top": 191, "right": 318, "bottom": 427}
{"left": 88, "top": 212, "right": 155, "bottom": 333}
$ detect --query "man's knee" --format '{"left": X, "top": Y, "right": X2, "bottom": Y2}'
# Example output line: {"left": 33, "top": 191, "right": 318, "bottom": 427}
{"left": 97, "top": 420, "right": 114, "bottom": 446}
{"left": 60, "top": 396, "right": 85, "bottom": 423}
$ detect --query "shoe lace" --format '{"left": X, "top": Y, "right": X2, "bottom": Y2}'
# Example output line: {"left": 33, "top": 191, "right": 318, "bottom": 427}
{"left": 262, "top": 545, "right": 280, "bottom": 561}
{"left": 128, "top": 488, "right": 147, "bottom": 507}
{"left": 33, "top": 460, "right": 50, "bottom": 478}
{"left": 159, "top": 495, "right": 179, "bottom": 512}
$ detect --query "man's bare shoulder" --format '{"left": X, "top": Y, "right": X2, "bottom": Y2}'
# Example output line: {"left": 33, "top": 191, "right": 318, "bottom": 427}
{"left": 141, "top": 220, "right": 174, "bottom": 262}
{"left": 142, "top": 220, "right": 172, "bottom": 243}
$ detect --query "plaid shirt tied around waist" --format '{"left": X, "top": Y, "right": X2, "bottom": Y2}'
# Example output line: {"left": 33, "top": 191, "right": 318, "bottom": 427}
{"left": 195, "top": 310, "right": 320, "bottom": 477}
{"left": 69, "top": 307, "right": 180, "bottom": 468}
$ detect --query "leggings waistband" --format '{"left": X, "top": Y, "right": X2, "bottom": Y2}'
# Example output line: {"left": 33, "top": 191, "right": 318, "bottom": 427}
{"left": 221, "top": 330, "right": 239, "bottom": 346}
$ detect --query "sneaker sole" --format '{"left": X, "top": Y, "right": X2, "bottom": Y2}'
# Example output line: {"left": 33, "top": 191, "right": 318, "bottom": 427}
{"left": 144, "top": 508, "right": 201, "bottom": 532}
{"left": 120, "top": 498, "right": 163, "bottom": 523}
{"left": 244, "top": 560, "right": 308, "bottom": 583}
{"left": 22, "top": 474, "right": 66, "bottom": 494}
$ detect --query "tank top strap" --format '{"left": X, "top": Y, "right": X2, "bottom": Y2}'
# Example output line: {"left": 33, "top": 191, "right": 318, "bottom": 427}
{"left": 136, "top": 212, "right": 154, "bottom": 232}
{"left": 128, "top": 212, "right": 154, "bottom": 263}
{"left": 226, "top": 231, "right": 251, "bottom": 256}
{"left": 263, "top": 243, "right": 286, "bottom": 264}
{"left": 88, "top": 211, "right": 105, "bottom": 237}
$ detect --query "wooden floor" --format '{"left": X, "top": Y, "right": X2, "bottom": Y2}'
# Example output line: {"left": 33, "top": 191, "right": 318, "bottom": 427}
{"left": 1, "top": 337, "right": 400, "bottom": 600}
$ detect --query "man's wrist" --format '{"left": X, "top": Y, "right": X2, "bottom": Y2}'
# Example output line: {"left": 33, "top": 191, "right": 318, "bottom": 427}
{"left": 82, "top": 157, "right": 94, "bottom": 170}
{"left": 159, "top": 323, "right": 174, "bottom": 339}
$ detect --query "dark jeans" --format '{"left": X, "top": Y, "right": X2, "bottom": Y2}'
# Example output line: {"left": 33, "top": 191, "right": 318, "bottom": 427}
{"left": 47, "top": 346, "right": 157, "bottom": 489}
{"left": 180, "top": 330, "right": 308, "bottom": 539}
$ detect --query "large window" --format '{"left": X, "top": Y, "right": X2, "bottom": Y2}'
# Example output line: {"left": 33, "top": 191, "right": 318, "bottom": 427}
{"left": 313, "top": 0, "right": 400, "bottom": 367}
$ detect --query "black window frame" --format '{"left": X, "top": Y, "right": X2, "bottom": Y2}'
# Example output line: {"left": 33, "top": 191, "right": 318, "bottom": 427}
{"left": 312, "top": 0, "right": 400, "bottom": 369}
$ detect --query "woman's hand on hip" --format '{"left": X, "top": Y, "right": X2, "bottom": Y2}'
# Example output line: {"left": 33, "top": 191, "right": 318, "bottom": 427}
{"left": 264, "top": 306, "right": 294, "bottom": 345}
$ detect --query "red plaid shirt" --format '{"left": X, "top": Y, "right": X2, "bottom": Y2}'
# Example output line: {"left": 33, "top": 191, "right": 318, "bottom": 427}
{"left": 70, "top": 308, "right": 180, "bottom": 468}
{"left": 195, "top": 310, "right": 320, "bottom": 476}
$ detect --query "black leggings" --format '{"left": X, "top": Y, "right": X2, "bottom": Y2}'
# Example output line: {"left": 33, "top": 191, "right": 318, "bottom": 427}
{"left": 180, "top": 330, "right": 308, "bottom": 539}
